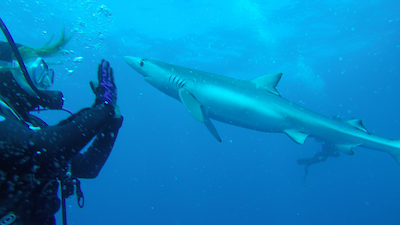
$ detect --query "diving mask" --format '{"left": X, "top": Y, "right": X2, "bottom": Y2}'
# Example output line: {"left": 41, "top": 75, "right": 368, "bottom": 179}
{"left": 13, "top": 58, "right": 55, "bottom": 90}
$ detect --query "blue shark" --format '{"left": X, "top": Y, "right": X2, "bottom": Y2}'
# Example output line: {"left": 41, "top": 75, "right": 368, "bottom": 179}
{"left": 124, "top": 56, "right": 400, "bottom": 165}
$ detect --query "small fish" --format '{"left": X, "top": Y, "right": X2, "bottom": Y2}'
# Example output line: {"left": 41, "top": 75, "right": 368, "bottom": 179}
{"left": 73, "top": 57, "right": 84, "bottom": 62}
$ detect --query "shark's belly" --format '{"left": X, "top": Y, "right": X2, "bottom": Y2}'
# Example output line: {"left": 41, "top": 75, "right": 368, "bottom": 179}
{"left": 193, "top": 85, "right": 290, "bottom": 132}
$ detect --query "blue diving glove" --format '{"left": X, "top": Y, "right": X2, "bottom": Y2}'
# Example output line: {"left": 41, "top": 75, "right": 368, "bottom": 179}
{"left": 90, "top": 59, "right": 117, "bottom": 107}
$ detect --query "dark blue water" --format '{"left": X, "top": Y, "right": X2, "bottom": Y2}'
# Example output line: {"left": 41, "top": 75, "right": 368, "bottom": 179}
{"left": 2, "top": 0, "right": 400, "bottom": 224}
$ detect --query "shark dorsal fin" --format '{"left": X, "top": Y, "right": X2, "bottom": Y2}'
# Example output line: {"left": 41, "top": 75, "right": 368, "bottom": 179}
{"left": 251, "top": 72, "right": 283, "bottom": 96}
{"left": 284, "top": 130, "right": 309, "bottom": 144}
{"left": 346, "top": 119, "right": 369, "bottom": 134}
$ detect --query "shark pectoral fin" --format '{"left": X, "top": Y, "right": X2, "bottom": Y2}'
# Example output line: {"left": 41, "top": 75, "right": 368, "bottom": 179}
{"left": 251, "top": 72, "right": 283, "bottom": 96}
{"left": 204, "top": 117, "right": 222, "bottom": 142}
{"left": 284, "top": 130, "right": 309, "bottom": 144}
{"left": 179, "top": 88, "right": 204, "bottom": 123}
{"left": 178, "top": 88, "right": 221, "bottom": 141}
{"left": 334, "top": 143, "right": 360, "bottom": 155}
{"left": 346, "top": 119, "right": 369, "bottom": 134}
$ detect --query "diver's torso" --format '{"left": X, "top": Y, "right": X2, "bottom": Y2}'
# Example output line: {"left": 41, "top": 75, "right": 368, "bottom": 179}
{"left": 0, "top": 101, "right": 61, "bottom": 225}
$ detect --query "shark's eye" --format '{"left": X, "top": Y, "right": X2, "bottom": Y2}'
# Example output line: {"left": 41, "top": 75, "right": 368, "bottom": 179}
{"left": 140, "top": 59, "right": 145, "bottom": 67}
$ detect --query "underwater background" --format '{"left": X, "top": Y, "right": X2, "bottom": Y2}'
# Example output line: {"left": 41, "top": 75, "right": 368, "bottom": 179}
{"left": 1, "top": 0, "right": 400, "bottom": 224}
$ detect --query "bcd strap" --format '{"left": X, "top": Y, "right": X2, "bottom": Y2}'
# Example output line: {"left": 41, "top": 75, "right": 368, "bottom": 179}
{"left": 60, "top": 177, "right": 85, "bottom": 225}
{"left": 60, "top": 178, "right": 68, "bottom": 225}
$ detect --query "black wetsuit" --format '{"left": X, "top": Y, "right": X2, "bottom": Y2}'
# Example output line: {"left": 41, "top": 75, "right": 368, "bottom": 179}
{"left": 0, "top": 99, "right": 123, "bottom": 224}
{"left": 0, "top": 40, "right": 123, "bottom": 224}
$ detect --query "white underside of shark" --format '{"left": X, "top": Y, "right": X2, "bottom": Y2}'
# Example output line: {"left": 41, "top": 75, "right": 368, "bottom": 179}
{"left": 124, "top": 56, "right": 400, "bottom": 165}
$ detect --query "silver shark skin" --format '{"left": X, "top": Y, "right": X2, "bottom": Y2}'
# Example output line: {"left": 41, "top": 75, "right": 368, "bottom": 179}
{"left": 124, "top": 56, "right": 400, "bottom": 165}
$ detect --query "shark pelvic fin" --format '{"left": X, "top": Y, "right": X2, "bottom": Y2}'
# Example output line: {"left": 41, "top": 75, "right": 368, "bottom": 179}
{"left": 389, "top": 152, "right": 400, "bottom": 166}
{"left": 179, "top": 88, "right": 204, "bottom": 123}
{"left": 387, "top": 140, "right": 400, "bottom": 165}
{"left": 334, "top": 143, "right": 360, "bottom": 155}
{"left": 284, "top": 130, "right": 309, "bottom": 144}
{"left": 251, "top": 72, "right": 283, "bottom": 96}
{"left": 346, "top": 119, "right": 369, "bottom": 134}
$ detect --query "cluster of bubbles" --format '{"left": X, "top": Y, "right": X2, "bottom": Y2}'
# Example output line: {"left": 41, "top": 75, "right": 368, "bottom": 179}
{"left": 67, "top": 1, "right": 115, "bottom": 52}
{"left": 43, "top": 0, "right": 116, "bottom": 76}
{"left": 295, "top": 55, "right": 325, "bottom": 90}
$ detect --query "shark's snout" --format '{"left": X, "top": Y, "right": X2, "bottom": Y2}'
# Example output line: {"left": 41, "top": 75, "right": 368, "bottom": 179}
{"left": 124, "top": 56, "right": 148, "bottom": 77}
{"left": 124, "top": 56, "right": 141, "bottom": 70}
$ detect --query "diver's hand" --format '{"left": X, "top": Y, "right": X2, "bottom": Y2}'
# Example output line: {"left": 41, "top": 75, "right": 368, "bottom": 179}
{"left": 90, "top": 59, "right": 117, "bottom": 107}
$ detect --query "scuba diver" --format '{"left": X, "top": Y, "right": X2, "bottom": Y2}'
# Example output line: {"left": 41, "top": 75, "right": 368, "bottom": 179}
{"left": 297, "top": 116, "right": 346, "bottom": 183}
{"left": 0, "top": 19, "right": 123, "bottom": 225}
{"left": 297, "top": 116, "right": 345, "bottom": 184}
{"left": 297, "top": 142, "right": 341, "bottom": 184}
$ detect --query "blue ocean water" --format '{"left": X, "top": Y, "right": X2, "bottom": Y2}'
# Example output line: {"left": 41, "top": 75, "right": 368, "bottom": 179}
{"left": 1, "top": 0, "right": 400, "bottom": 224}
